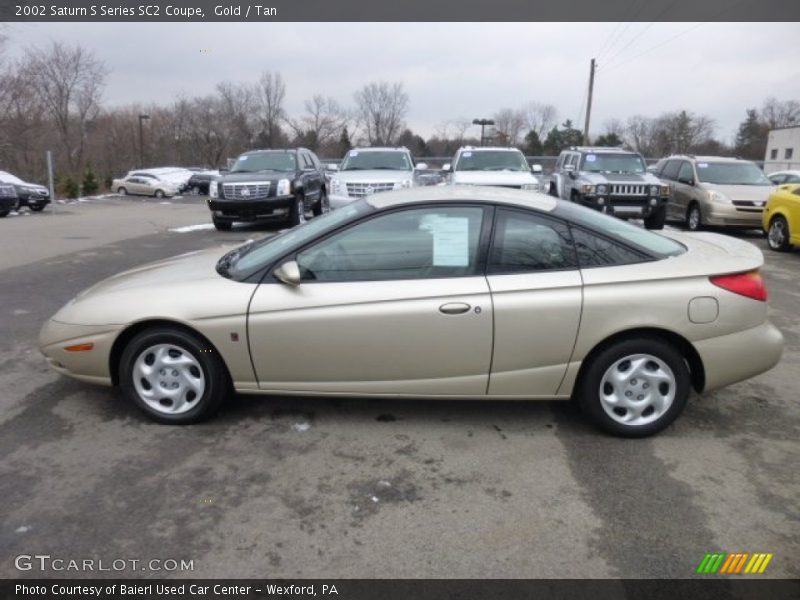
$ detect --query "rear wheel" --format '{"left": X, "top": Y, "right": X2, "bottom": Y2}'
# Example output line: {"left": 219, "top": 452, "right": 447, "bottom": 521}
{"left": 290, "top": 194, "right": 307, "bottom": 227}
{"left": 191, "top": 186, "right": 200, "bottom": 195}
{"left": 644, "top": 205, "right": 666, "bottom": 230}
{"left": 576, "top": 337, "right": 691, "bottom": 437}
{"left": 120, "top": 327, "right": 230, "bottom": 424}
{"left": 117, "top": 187, "right": 127, "bottom": 196}
{"left": 686, "top": 203, "right": 702, "bottom": 231}
{"left": 767, "top": 215, "right": 792, "bottom": 251}
{"left": 313, "top": 188, "right": 330, "bottom": 216}
{"left": 213, "top": 217, "right": 232, "bottom": 231}
{"left": 154, "top": 189, "right": 165, "bottom": 199}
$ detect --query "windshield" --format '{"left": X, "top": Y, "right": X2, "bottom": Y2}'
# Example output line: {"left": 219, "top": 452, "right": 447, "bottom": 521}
{"left": 580, "top": 153, "right": 646, "bottom": 174}
{"left": 557, "top": 202, "right": 686, "bottom": 258}
{"left": 695, "top": 162, "right": 772, "bottom": 186}
{"left": 0, "top": 171, "right": 25, "bottom": 185}
{"left": 220, "top": 200, "right": 373, "bottom": 279}
{"left": 455, "top": 150, "right": 529, "bottom": 172}
{"left": 340, "top": 150, "right": 412, "bottom": 171}
{"left": 230, "top": 152, "right": 296, "bottom": 173}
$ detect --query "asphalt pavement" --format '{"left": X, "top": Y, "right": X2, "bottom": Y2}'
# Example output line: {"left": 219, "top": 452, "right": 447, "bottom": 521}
{"left": 0, "top": 195, "right": 797, "bottom": 579}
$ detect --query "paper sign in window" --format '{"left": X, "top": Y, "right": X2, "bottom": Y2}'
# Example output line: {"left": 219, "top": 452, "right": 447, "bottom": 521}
{"left": 432, "top": 217, "right": 469, "bottom": 267}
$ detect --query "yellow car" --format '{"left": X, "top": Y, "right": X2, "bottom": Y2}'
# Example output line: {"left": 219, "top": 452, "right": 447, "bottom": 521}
{"left": 763, "top": 184, "right": 800, "bottom": 252}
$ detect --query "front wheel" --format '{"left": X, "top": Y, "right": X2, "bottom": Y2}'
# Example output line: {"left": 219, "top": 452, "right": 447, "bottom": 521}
{"left": 686, "top": 204, "right": 703, "bottom": 231}
{"left": 0, "top": 210, "right": 9, "bottom": 218}
{"left": 767, "top": 216, "right": 792, "bottom": 252}
{"left": 644, "top": 205, "right": 666, "bottom": 230}
{"left": 576, "top": 337, "right": 691, "bottom": 437}
{"left": 117, "top": 187, "right": 127, "bottom": 196}
{"left": 119, "top": 328, "right": 230, "bottom": 424}
{"left": 290, "top": 194, "right": 307, "bottom": 227}
{"left": 154, "top": 189, "right": 165, "bottom": 199}
{"left": 29, "top": 204, "right": 46, "bottom": 212}
{"left": 313, "top": 188, "right": 330, "bottom": 216}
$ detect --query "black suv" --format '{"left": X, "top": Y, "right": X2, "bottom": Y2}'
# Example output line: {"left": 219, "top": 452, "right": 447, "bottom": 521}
{"left": 0, "top": 183, "right": 17, "bottom": 217}
{"left": 208, "top": 148, "right": 329, "bottom": 230}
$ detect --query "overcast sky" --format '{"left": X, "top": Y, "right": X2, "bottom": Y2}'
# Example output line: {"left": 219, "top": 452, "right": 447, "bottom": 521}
{"left": 4, "top": 22, "right": 799, "bottom": 142}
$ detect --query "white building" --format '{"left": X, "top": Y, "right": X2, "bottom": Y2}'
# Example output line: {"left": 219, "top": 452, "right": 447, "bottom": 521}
{"left": 764, "top": 126, "right": 800, "bottom": 173}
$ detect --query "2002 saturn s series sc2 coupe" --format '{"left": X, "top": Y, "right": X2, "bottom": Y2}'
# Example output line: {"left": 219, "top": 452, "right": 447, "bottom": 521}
{"left": 40, "top": 186, "right": 783, "bottom": 437}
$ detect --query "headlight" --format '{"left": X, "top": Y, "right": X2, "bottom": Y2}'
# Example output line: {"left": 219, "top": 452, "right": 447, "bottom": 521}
{"left": 521, "top": 183, "right": 539, "bottom": 191}
{"left": 209, "top": 181, "right": 218, "bottom": 198}
{"left": 708, "top": 190, "right": 731, "bottom": 204}
{"left": 276, "top": 178, "right": 291, "bottom": 196}
{"left": 649, "top": 185, "right": 660, "bottom": 196}
{"left": 596, "top": 184, "right": 608, "bottom": 194}
{"left": 393, "top": 179, "right": 412, "bottom": 190}
{"left": 660, "top": 185, "right": 670, "bottom": 196}
{"left": 581, "top": 184, "right": 595, "bottom": 195}
{"left": 331, "top": 178, "right": 346, "bottom": 196}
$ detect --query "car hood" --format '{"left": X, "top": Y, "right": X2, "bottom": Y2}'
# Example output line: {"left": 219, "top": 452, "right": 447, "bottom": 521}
{"left": 221, "top": 171, "right": 296, "bottom": 183}
{"left": 334, "top": 170, "right": 412, "bottom": 183}
{"left": 580, "top": 172, "right": 660, "bottom": 185}
{"left": 702, "top": 183, "right": 775, "bottom": 202}
{"left": 50, "top": 245, "right": 254, "bottom": 326}
{"left": 452, "top": 171, "right": 539, "bottom": 185}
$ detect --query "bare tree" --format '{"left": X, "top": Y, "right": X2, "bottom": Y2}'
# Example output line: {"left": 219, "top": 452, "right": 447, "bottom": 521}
{"left": 761, "top": 97, "right": 800, "bottom": 129}
{"left": 522, "top": 102, "right": 558, "bottom": 140}
{"left": 254, "top": 71, "right": 286, "bottom": 148}
{"left": 287, "top": 94, "right": 349, "bottom": 152}
{"left": 24, "top": 42, "right": 108, "bottom": 175}
{"left": 354, "top": 81, "right": 409, "bottom": 146}
{"left": 493, "top": 108, "right": 526, "bottom": 146}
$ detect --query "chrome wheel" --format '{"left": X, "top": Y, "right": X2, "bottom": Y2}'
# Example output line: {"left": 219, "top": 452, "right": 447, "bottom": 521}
{"left": 296, "top": 197, "right": 307, "bottom": 224}
{"left": 599, "top": 353, "right": 676, "bottom": 427}
{"left": 768, "top": 217, "right": 788, "bottom": 250}
{"left": 132, "top": 344, "right": 205, "bottom": 415}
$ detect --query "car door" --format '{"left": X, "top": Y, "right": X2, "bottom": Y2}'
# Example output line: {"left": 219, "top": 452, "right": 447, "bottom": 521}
{"left": 300, "top": 152, "right": 321, "bottom": 202}
{"left": 247, "top": 204, "right": 493, "bottom": 395}
{"left": 659, "top": 160, "right": 682, "bottom": 219}
{"left": 485, "top": 208, "right": 583, "bottom": 396}
{"left": 127, "top": 177, "right": 146, "bottom": 195}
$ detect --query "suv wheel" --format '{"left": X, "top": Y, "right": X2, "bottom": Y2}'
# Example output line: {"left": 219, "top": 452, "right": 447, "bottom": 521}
{"left": 213, "top": 217, "right": 232, "bottom": 231}
{"left": 644, "top": 205, "right": 666, "bottom": 230}
{"left": 290, "top": 194, "right": 307, "bottom": 227}
{"left": 313, "top": 188, "right": 330, "bottom": 216}
{"left": 576, "top": 337, "right": 691, "bottom": 437}
{"left": 686, "top": 204, "right": 703, "bottom": 231}
{"left": 767, "top": 215, "right": 791, "bottom": 252}
{"left": 29, "top": 204, "right": 45, "bottom": 212}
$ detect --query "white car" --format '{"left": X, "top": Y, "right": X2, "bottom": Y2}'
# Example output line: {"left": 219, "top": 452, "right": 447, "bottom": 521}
{"left": 444, "top": 146, "right": 542, "bottom": 191}
{"left": 328, "top": 147, "right": 426, "bottom": 209}
{"left": 768, "top": 170, "right": 800, "bottom": 185}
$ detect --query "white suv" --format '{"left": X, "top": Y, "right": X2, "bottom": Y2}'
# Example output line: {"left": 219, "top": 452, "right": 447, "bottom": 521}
{"left": 444, "top": 146, "right": 542, "bottom": 191}
{"left": 328, "top": 147, "right": 425, "bottom": 209}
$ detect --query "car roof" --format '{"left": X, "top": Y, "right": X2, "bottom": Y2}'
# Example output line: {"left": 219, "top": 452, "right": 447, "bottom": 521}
{"left": 458, "top": 146, "right": 522, "bottom": 152}
{"left": 348, "top": 147, "right": 410, "bottom": 152}
{"left": 668, "top": 155, "right": 754, "bottom": 164}
{"left": 567, "top": 146, "right": 632, "bottom": 154}
{"left": 769, "top": 170, "right": 800, "bottom": 176}
{"left": 366, "top": 185, "right": 557, "bottom": 212}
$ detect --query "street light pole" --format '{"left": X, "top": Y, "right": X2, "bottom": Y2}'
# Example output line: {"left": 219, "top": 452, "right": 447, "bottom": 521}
{"left": 472, "top": 118, "right": 495, "bottom": 147}
{"left": 138, "top": 114, "right": 150, "bottom": 167}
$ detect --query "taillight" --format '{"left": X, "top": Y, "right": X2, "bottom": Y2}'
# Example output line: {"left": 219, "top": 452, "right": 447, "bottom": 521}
{"left": 710, "top": 271, "right": 767, "bottom": 302}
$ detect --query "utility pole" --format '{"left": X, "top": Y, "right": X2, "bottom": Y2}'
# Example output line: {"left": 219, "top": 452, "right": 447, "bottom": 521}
{"left": 583, "top": 58, "right": 596, "bottom": 146}
{"left": 138, "top": 113, "right": 150, "bottom": 167}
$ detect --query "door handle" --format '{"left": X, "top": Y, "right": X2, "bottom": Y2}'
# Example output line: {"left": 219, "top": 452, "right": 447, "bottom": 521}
{"left": 439, "top": 302, "right": 471, "bottom": 315}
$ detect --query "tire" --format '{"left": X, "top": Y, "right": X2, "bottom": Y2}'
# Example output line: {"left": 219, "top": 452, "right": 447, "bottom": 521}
{"left": 154, "top": 189, "right": 165, "bottom": 199}
{"left": 117, "top": 187, "right": 127, "bottom": 196}
{"left": 119, "top": 327, "right": 230, "bottom": 424}
{"left": 29, "top": 204, "right": 45, "bottom": 212}
{"left": 549, "top": 182, "right": 558, "bottom": 197}
{"left": 575, "top": 337, "right": 691, "bottom": 438}
{"left": 312, "top": 188, "right": 330, "bottom": 216}
{"left": 0, "top": 210, "right": 8, "bottom": 218}
{"left": 192, "top": 186, "right": 201, "bottom": 195}
{"left": 290, "top": 194, "right": 307, "bottom": 227}
{"left": 686, "top": 203, "right": 703, "bottom": 231}
{"left": 644, "top": 205, "right": 666, "bottom": 230}
{"left": 570, "top": 189, "right": 580, "bottom": 203}
{"left": 213, "top": 217, "right": 232, "bottom": 231}
{"left": 767, "top": 215, "right": 792, "bottom": 252}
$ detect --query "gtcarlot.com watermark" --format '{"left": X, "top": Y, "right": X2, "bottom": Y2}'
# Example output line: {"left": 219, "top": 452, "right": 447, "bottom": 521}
{"left": 14, "top": 554, "right": 194, "bottom": 573}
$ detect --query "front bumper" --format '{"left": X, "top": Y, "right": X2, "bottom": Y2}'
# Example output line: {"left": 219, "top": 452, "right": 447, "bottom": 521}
{"left": 208, "top": 196, "right": 294, "bottom": 221}
{"left": 703, "top": 201, "right": 763, "bottom": 228}
{"left": 694, "top": 321, "right": 783, "bottom": 392}
{"left": 39, "top": 319, "right": 121, "bottom": 386}
{"left": 577, "top": 194, "right": 667, "bottom": 217}
{"left": 329, "top": 193, "right": 357, "bottom": 209}
{"left": 18, "top": 190, "right": 50, "bottom": 206}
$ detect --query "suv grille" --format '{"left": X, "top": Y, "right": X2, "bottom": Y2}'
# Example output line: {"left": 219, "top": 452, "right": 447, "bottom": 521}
{"left": 222, "top": 182, "right": 270, "bottom": 200}
{"left": 611, "top": 184, "right": 647, "bottom": 196}
{"left": 346, "top": 182, "right": 395, "bottom": 198}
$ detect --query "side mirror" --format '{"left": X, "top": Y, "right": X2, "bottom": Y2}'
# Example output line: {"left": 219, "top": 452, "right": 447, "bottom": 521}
{"left": 415, "top": 162, "right": 428, "bottom": 170}
{"left": 678, "top": 177, "right": 694, "bottom": 186}
{"left": 568, "top": 171, "right": 576, "bottom": 179}
{"left": 531, "top": 164, "right": 543, "bottom": 173}
{"left": 563, "top": 164, "right": 575, "bottom": 172}
{"left": 326, "top": 164, "right": 339, "bottom": 172}
{"left": 442, "top": 163, "right": 451, "bottom": 172}
{"left": 274, "top": 260, "right": 301, "bottom": 286}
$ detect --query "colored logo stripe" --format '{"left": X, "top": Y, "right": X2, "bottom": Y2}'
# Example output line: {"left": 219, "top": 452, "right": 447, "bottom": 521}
{"left": 697, "top": 552, "right": 773, "bottom": 574}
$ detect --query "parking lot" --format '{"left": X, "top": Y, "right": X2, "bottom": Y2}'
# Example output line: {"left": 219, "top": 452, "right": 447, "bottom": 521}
{"left": 1, "top": 195, "right": 798, "bottom": 579}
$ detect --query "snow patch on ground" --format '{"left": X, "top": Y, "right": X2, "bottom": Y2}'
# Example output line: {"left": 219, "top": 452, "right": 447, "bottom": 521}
{"left": 15, "top": 525, "right": 31, "bottom": 533}
{"left": 292, "top": 422, "right": 311, "bottom": 432}
{"left": 168, "top": 223, "right": 215, "bottom": 233}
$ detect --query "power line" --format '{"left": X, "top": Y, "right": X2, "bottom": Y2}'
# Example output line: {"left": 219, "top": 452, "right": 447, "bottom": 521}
{"left": 596, "top": 0, "right": 648, "bottom": 62}
{"left": 600, "top": 22, "right": 706, "bottom": 73}
{"left": 602, "top": 0, "right": 684, "bottom": 69}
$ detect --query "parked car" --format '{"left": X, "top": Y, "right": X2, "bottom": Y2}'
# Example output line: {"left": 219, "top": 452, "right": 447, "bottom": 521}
{"left": 444, "top": 146, "right": 542, "bottom": 192}
{"left": 0, "top": 183, "right": 18, "bottom": 217}
{"left": 762, "top": 183, "right": 800, "bottom": 252}
{"left": 186, "top": 170, "right": 220, "bottom": 195}
{"left": 0, "top": 170, "right": 50, "bottom": 212}
{"left": 653, "top": 155, "right": 775, "bottom": 231}
{"left": 550, "top": 147, "right": 669, "bottom": 229}
{"left": 208, "top": 148, "right": 328, "bottom": 230}
{"left": 767, "top": 170, "right": 800, "bottom": 185}
{"left": 328, "top": 147, "right": 423, "bottom": 209}
{"left": 111, "top": 174, "right": 178, "bottom": 198}
{"left": 40, "top": 186, "right": 783, "bottom": 437}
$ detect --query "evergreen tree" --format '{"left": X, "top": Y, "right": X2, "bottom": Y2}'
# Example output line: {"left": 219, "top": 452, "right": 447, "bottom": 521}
{"left": 734, "top": 109, "right": 768, "bottom": 160}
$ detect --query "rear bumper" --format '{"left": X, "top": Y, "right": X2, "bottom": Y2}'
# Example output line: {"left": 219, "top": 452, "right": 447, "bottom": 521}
{"left": 694, "top": 321, "right": 783, "bottom": 392}
{"left": 208, "top": 196, "right": 294, "bottom": 221}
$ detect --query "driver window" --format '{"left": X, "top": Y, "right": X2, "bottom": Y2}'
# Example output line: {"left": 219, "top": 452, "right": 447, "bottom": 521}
{"left": 296, "top": 206, "right": 485, "bottom": 282}
{"left": 678, "top": 162, "right": 694, "bottom": 182}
